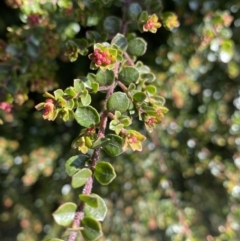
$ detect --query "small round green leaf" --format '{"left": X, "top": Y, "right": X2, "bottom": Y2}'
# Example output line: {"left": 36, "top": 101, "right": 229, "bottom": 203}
{"left": 64, "top": 87, "right": 77, "bottom": 97}
{"left": 94, "top": 161, "right": 116, "bottom": 185}
{"left": 75, "top": 106, "right": 100, "bottom": 127}
{"left": 128, "top": 3, "right": 142, "bottom": 20}
{"left": 74, "top": 79, "right": 85, "bottom": 93}
{"left": 86, "top": 31, "right": 101, "bottom": 43}
{"left": 79, "top": 194, "right": 99, "bottom": 208}
{"left": 103, "top": 134, "right": 123, "bottom": 157}
{"left": 71, "top": 168, "right": 92, "bottom": 188}
{"left": 65, "top": 154, "right": 90, "bottom": 177}
{"left": 118, "top": 66, "right": 140, "bottom": 84}
{"left": 111, "top": 33, "right": 128, "bottom": 51}
{"left": 54, "top": 89, "right": 64, "bottom": 99}
{"left": 91, "top": 82, "right": 99, "bottom": 93}
{"left": 145, "top": 85, "right": 157, "bottom": 95}
{"left": 136, "top": 63, "right": 150, "bottom": 74}
{"left": 133, "top": 92, "right": 147, "bottom": 103}
{"left": 81, "top": 93, "right": 91, "bottom": 106}
{"left": 127, "top": 38, "right": 147, "bottom": 56}
{"left": 138, "top": 10, "right": 148, "bottom": 22}
{"left": 141, "top": 72, "right": 156, "bottom": 83}
{"left": 84, "top": 194, "right": 107, "bottom": 221}
{"left": 96, "top": 69, "right": 115, "bottom": 86}
{"left": 107, "top": 92, "right": 130, "bottom": 113}
{"left": 151, "top": 95, "right": 166, "bottom": 105}
{"left": 103, "top": 16, "right": 121, "bottom": 34}
{"left": 75, "top": 38, "right": 88, "bottom": 49}
{"left": 52, "top": 202, "right": 77, "bottom": 227}
{"left": 81, "top": 217, "right": 103, "bottom": 241}
{"left": 119, "top": 116, "right": 132, "bottom": 126}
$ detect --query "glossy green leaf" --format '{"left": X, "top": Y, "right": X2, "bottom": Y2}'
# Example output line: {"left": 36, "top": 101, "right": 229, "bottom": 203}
{"left": 79, "top": 194, "right": 99, "bottom": 208}
{"left": 107, "top": 92, "right": 130, "bottom": 113}
{"left": 81, "top": 93, "right": 91, "bottom": 106}
{"left": 87, "top": 73, "right": 96, "bottom": 83}
{"left": 111, "top": 33, "right": 128, "bottom": 51}
{"left": 91, "top": 137, "right": 110, "bottom": 149}
{"left": 65, "top": 99, "right": 74, "bottom": 109}
{"left": 71, "top": 168, "right": 92, "bottom": 188}
{"left": 74, "top": 79, "right": 85, "bottom": 93}
{"left": 65, "top": 155, "right": 90, "bottom": 177}
{"left": 43, "top": 92, "right": 55, "bottom": 99}
{"left": 96, "top": 69, "right": 115, "bottom": 86}
{"left": 91, "top": 82, "right": 99, "bottom": 93}
{"left": 128, "top": 3, "right": 142, "bottom": 20}
{"left": 94, "top": 161, "right": 116, "bottom": 185}
{"left": 138, "top": 10, "right": 148, "bottom": 22}
{"left": 119, "top": 116, "right": 132, "bottom": 126}
{"left": 52, "top": 202, "right": 77, "bottom": 227}
{"left": 84, "top": 194, "right": 107, "bottom": 221}
{"left": 128, "top": 83, "right": 136, "bottom": 91}
{"left": 136, "top": 62, "right": 150, "bottom": 74}
{"left": 75, "top": 38, "right": 88, "bottom": 49}
{"left": 75, "top": 106, "right": 100, "bottom": 127}
{"left": 54, "top": 89, "right": 64, "bottom": 99}
{"left": 133, "top": 92, "right": 146, "bottom": 103}
{"left": 86, "top": 31, "right": 102, "bottom": 43}
{"left": 81, "top": 217, "right": 103, "bottom": 241}
{"left": 103, "top": 16, "right": 121, "bottom": 34}
{"left": 103, "top": 134, "right": 123, "bottom": 157}
{"left": 145, "top": 85, "right": 157, "bottom": 95}
{"left": 115, "top": 124, "right": 124, "bottom": 135}
{"left": 118, "top": 66, "right": 140, "bottom": 84}
{"left": 128, "top": 38, "right": 147, "bottom": 56}
{"left": 151, "top": 95, "right": 165, "bottom": 105}
{"left": 141, "top": 73, "right": 156, "bottom": 83}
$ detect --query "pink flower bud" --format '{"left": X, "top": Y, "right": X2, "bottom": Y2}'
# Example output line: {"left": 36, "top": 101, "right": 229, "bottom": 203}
{"left": 0, "top": 102, "right": 13, "bottom": 113}
{"left": 42, "top": 100, "right": 55, "bottom": 120}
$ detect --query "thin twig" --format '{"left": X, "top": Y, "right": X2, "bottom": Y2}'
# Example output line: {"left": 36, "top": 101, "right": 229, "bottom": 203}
{"left": 67, "top": 68, "right": 118, "bottom": 241}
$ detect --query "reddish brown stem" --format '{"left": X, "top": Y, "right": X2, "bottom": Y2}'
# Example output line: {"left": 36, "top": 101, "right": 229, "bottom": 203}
{"left": 67, "top": 74, "right": 117, "bottom": 241}
{"left": 123, "top": 52, "right": 135, "bottom": 66}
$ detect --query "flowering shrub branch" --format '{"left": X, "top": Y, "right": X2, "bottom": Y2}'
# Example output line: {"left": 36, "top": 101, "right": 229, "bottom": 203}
{"left": 0, "top": 1, "right": 179, "bottom": 240}
{"left": 34, "top": 2, "right": 179, "bottom": 240}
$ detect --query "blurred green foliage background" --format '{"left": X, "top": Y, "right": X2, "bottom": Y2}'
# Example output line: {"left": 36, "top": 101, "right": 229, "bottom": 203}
{"left": 1, "top": 0, "right": 240, "bottom": 240}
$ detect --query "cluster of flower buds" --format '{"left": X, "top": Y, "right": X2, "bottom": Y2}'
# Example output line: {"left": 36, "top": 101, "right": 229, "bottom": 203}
{"left": 88, "top": 43, "right": 120, "bottom": 70}
{"left": 122, "top": 129, "right": 146, "bottom": 152}
{"left": 90, "top": 48, "right": 113, "bottom": 66}
{"left": 143, "top": 14, "right": 162, "bottom": 33}
{"left": 162, "top": 12, "right": 180, "bottom": 30}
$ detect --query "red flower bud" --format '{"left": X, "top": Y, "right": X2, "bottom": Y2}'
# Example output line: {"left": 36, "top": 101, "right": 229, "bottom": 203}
{"left": 42, "top": 100, "right": 55, "bottom": 120}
